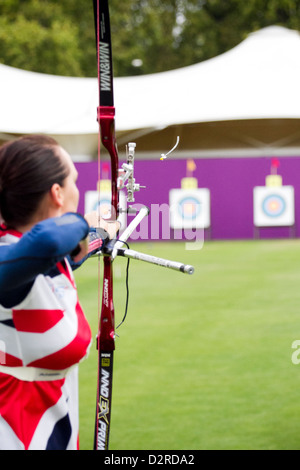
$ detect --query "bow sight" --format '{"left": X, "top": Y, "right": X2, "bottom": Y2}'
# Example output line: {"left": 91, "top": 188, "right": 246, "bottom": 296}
{"left": 97, "top": 139, "right": 195, "bottom": 276}
{"left": 117, "top": 142, "right": 146, "bottom": 206}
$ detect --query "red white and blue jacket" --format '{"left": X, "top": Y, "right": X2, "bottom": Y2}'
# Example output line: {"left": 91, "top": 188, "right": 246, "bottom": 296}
{"left": 0, "top": 213, "right": 102, "bottom": 450}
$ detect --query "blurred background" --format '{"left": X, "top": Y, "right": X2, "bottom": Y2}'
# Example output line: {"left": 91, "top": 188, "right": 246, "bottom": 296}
{"left": 1, "top": 0, "right": 300, "bottom": 450}
{"left": 0, "top": 0, "right": 300, "bottom": 242}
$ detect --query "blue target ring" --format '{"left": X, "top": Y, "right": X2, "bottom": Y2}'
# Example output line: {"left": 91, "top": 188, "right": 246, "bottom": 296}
{"left": 262, "top": 194, "right": 286, "bottom": 218}
{"left": 178, "top": 197, "right": 201, "bottom": 220}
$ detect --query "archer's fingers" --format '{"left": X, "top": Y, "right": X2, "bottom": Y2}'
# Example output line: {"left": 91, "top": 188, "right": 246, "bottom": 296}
{"left": 84, "top": 211, "right": 120, "bottom": 239}
{"left": 101, "top": 220, "right": 121, "bottom": 239}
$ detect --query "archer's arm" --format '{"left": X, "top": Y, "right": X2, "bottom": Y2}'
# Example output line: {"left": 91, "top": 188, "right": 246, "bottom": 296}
{"left": 0, "top": 213, "right": 89, "bottom": 298}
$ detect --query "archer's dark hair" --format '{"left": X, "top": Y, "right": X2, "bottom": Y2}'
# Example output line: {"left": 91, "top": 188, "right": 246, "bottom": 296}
{"left": 0, "top": 135, "right": 69, "bottom": 228}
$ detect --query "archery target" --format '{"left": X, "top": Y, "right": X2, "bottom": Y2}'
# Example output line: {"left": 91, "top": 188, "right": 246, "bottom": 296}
{"left": 85, "top": 189, "right": 127, "bottom": 231}
{"left": 169, "top": 188, "right": 210, "bottom": 229}
{"left": 253, "top": 186, "right": 295, "bottom": 227}
{"left": 262, "top": 194, "right": 285, "bottom": 218}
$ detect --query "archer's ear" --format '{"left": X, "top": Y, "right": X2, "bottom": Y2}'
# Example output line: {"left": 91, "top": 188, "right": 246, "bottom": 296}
{"left": 49, "top": 183, "right": 64, "bottom": 208}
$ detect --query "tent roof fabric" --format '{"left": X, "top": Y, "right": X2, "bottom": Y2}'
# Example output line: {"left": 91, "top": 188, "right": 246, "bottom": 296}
{"left": 0, "top": 26, "right": 300, "bottom": 135}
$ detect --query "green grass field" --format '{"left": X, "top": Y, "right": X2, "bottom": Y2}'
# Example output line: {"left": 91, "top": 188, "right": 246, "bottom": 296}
{"left": 74, "top": 239, "right": 300, "bottom": 450}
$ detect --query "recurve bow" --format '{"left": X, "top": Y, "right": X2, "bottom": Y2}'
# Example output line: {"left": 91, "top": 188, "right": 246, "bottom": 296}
{"left": 93, "top": 0, "right": 117, "bottom": 451}
{"left": 92, "top": 0, "right": 194, "bottom": 451}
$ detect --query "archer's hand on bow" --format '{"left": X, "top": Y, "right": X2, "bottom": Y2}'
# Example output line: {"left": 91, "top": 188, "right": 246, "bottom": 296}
{"left": 70, "top": 212, "right": 120, "bottom": 264}
{"left": 84, "top": 211, "right": 120, "bottom": 240}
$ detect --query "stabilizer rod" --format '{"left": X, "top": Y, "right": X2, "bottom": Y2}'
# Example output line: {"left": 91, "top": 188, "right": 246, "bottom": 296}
{"left": 116, "top": 247, "right": 194, "bottom": 275}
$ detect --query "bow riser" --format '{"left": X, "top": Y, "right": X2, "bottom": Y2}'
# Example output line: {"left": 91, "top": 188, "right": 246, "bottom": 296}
{"left": 97, "top": 106, "right": 119, "bottom": 216}
{"left": 98, "top": 257, "right": 115, "bottom": 350}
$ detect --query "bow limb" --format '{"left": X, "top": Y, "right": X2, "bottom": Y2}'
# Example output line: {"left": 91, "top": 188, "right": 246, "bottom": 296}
{"left": 93, "top": 0, "right": 119, "bottom": 215}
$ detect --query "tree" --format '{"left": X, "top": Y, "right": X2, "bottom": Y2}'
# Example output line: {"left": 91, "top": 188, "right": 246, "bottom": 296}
{"left": 0, "top": 0, "right": 184, "bottom": 76}
{"left": 0, "top": 0, "right": 86, "bottom": 76}
{"left": 177, "top": 0, "right": 300, "bottom": 67}
{"left": 0, "top": 0, "right": 299, "bottom": 77}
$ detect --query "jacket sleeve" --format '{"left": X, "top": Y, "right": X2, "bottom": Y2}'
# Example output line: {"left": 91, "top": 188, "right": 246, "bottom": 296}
{"left": 68, "top": 227, "right": 109, "bottom": 270}
{"left": 0, "top": 213, "right": 89, "bottom": 293}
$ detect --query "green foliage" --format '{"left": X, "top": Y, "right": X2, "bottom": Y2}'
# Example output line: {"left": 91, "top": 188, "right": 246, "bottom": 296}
{"left": 0, "top": 0, "right": 93, "bottom": 76}
{"left": 0, "top": 0, "right": 299, "bottom": 76}
{"left": 76, "top": 239, "right": 300, "bottom": 450}
{"left": 178, "top": 0, "right": 300, "bottom": 65}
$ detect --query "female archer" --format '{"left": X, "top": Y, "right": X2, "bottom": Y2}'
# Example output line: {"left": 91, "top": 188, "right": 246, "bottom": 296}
{"left": 0, "top": 134, "right": 119, "bottom": 450}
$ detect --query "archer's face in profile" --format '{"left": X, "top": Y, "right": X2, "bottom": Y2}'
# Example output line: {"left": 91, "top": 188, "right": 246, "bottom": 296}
{"left": 56, "top": 146, "right": 80, "bottom": 215}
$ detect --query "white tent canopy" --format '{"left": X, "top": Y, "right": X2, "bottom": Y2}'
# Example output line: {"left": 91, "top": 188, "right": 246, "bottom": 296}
{"left": 1, "top": 26, "right": 300, "bottom": 158}
{"left": 116, "top": 25, "right": 300, "bottom": 128}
